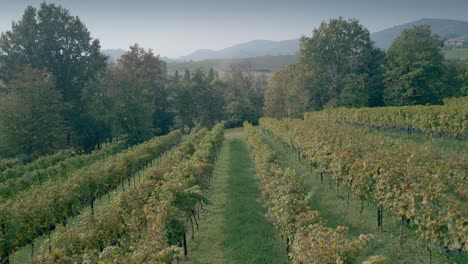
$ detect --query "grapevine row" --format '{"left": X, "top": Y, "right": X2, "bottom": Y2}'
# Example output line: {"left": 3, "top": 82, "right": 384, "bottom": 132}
{"left": 33, "top": 129, "right": 210, "bottom": 263}
{"left": 0, "top": 149, "right": 75, "bottom": 183}
{"left": 101, "top": 124, "right": 224, "bottom": 263}
{"left": 244, "top": 122, "right": 369, "bottom": 264}
{"left": 260, "top": 117, "right": 467, "bottom": 253}
{"left": 0, "top": 158, "right": 19, "bottom": 173}
{"left": 304, "top": 102, "right": 467, "bottom": 139}
{"left": 0, "top": 143, "right": 125, "bottom": 200}
{"left": 0, "top": 131, "right": 182, "bottom": 263}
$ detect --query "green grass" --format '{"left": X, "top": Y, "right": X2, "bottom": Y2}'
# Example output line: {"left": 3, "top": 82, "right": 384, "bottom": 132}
{"left": 187, "top": 130, "right": 288, "bottom": 264}
{"left": 262, "top": 132, "right": 467, "bottom": 264}
{"left": 444, "top": 48, "right": 468, "bottom": 60}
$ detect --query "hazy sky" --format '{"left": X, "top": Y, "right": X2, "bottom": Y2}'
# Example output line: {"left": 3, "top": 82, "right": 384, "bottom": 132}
{"left": 0, "top": 0, "right": 467, "bottom": 57}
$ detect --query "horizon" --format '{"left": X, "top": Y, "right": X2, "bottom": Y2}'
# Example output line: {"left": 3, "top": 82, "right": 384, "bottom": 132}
{"left": 1, "top": 0, "right": 468, "bottom": 57}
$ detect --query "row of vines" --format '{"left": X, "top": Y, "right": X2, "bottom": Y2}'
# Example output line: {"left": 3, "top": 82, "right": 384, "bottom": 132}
{"left": 0, "top": 143, "right": 125, "bottom": 200}
{"left": 260, "top": 117, "right": 467, "bottom": 256}
{"left": 244, "top": 122, "right": 370, "bottom": 263}
{"left": 30, "top": 127, "right": 217, "bottom": 263}
{"left": 0, "top": 131, "right": 182, "bottom": 263}
{"left": 33, "top": 124, "right": 224, "bottom": 263}
{"left": 304, "top": 99, "right": 467, "bottom": 139}
{"left": 0, "top": 149, "right": 76, "bottom": 183}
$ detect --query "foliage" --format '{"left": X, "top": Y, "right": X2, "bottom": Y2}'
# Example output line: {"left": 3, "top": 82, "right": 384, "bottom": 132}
{"left": 383, "top": 25, "right": 445, "bottom": 105}
{"left": 300, "top": 17, "right": 384, "bottom": 109}
{"left": 245, "top": 122, "right": 369, "bottom": 263}
{"left": 224, "top": 63, "right": 265, "bottom": 124}
{"left": 0, "top": 142, "right": 124, "bottom": 200}
{"left": 0, "top": 3, "right": 107, "bottom": 150}
{"left": 264, "top": 64, "right": 309, "bottom": 118}
{"left": 260, "top": 116, "right": 467, "bottom": 253}
{"left": 303, "top": 104, "right": 467, "bottom": 138}
{"left": 0, "top": 131, "right": 181, "bottom": 263}
{"left": 171, "top": 69, "right": 224, "bottom": 133}
{"left": 33, "top": 129, "right": 211, "bottom": 263}
{"left": 0, "top": 66, "right": 66, "bottom": 156}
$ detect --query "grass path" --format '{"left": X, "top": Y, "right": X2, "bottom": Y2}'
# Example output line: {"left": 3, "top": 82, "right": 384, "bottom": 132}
{"left": 187, "top": 129, "right": 288, "bottom": 264}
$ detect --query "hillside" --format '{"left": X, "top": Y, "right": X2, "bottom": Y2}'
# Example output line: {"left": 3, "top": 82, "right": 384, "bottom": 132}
{"left": 101, "top": 49, "right": 126, "bottom": 62}
{"left": 165, "top": 54, "right": 298, "bottom": 74}
{"left": 177, "top": 39, "right": 300, "bottom": 61}
{"left": 173, "top": 18, "right": 468, "bottom": 61}
{"left": 371, "top": 18, "right": 468, "bottom": 49}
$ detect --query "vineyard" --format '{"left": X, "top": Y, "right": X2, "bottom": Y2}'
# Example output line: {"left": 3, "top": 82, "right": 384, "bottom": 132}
{"left": 256, "top": 102, "right": 467, "bottom": 263}
{"left": 1, "top": 103, "right": 467, "bottom": 264}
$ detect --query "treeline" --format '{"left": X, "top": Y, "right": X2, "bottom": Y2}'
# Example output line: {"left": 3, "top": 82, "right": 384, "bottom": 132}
{"left": 0, "top": 3, "right": 265, "bottom": 158}
{"left": 264, "top": 18, "right": 468, "bottom": 118}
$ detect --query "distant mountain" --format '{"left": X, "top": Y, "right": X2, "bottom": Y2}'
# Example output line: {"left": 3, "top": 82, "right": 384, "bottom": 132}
{"left": 175, "top": 18, "right": 468, "bottom": 61}
{"left": 177, "top": 39, "right": 300, "bottom": 61}
{"left": 371, "top": 18, "right": 468, "bottom": 49}
{"left": 102, "top": 49, "right": 126, "bottom": 62}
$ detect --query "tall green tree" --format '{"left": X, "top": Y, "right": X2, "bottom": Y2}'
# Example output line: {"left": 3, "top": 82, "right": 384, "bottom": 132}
{"left": 172, "top": 69, "right": 224, "bottom": 132}
{"left": 174, "top": 70, "right": 180, "bottom": 82}
{"left": 0, "top": 3, "right": 107, "bottom": 148}
{"left": 207, "top": 67, "right": 216, "bottom": 81}
{"left": 192, "top": 69, "right": 224, "bottom": 127}
{"left": 299, "top": 17, "right": 383, "bottom": 109}
{"left": 172, "top": 82, "right": 196, "bottom": 133}
{"left": 264, "top": 64, "right": 310, "bottom": 118}
{"left": 110, "top": 44, "right": 167, "bottom": 145}
{"left": 183, "top": 68, "right": 191, "bottom": 81}
{"left": 264, "top": 66, "right": 289, "bottom": 118}
{"left": 0, "top": 67, "right": 66, "bottom": 157}
{"left": 383, "top": 25, "right": 444, "bottom": 105}
{"left": 76, "top": 76, "right": 115, "bottom": 153}
{"left": 440, "top": 59, "right": 468, "bottom": 98}
{"left": 224, "top": 63, "right": 263, "bottom": 124}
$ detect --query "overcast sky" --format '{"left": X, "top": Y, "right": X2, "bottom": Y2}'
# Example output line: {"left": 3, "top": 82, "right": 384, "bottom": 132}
{"left": 0, "top": 0, "right": 467, "bottom": 57}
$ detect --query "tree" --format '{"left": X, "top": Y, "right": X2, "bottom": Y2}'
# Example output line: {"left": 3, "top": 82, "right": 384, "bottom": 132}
{"left": 264, "top": 66, "right": 289, "bottom": 118}
{"left": 192, "top": 69, "right": 224, "bottom": 127}
{"left": 383, "top": 25, "right": 444, "bottom": 105}
{"left": 172, "top": 82, "right": 196, "bottom": 133}
{"left": 207, "top": 67, "right": 215, "bottom": 81}
{"left": 0, "top": 67, "right": 66, "bottom": 157}
{"left": 110, "top": 44, "right": 166, "bottom": 145}
{"left": 339, "top": 73, "right": 369, "bottom": 107}
{"left": 171, "top": 69, "right": 224, "bottom": 132}
{"left": 174, "top": 70, "right": 180, "bottom": 82}
{"left": 76, "top": 76, "right": 115, "bottom": 153}
{"left": 441, "top": 59, "right": 468, "bottom": 98}
{"left": 224, "top": 63, "right": 263, "bottom": 124}
{"left": 0, "top": 3, "right": 107, "bottom": 149}
{"left": 299, "top": 17, "right": 383, "bottom": 109}
{"left": 183, "top": 68, "right": 191, "bottom": 81}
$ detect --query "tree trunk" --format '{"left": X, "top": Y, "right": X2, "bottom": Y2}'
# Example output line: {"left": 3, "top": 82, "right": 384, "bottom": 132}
{"left": 377, "top": 205, "right": 383, "bottom": 230}
{"left": 188, "top": 216, "right": 194, "bottom": 240}
{"left": 427, "top": 245, "right": 432, "bottom": 264}
{"left": 183, "top": 232, "right": 188, "bottom": 256}
{"left": 400, "top": 216, "right": 404, "bottom": 246}
{"left": 91, "top": 198, "right": 95, "bottom": 216}
{"left": 48, "top": 232, "right": 52, "bottom": 253}
{"left": 193, "top": 211, "right": 199, "bottom": 230}
{"left": 31, "top": 240, "right": 34, "bottom": 260}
